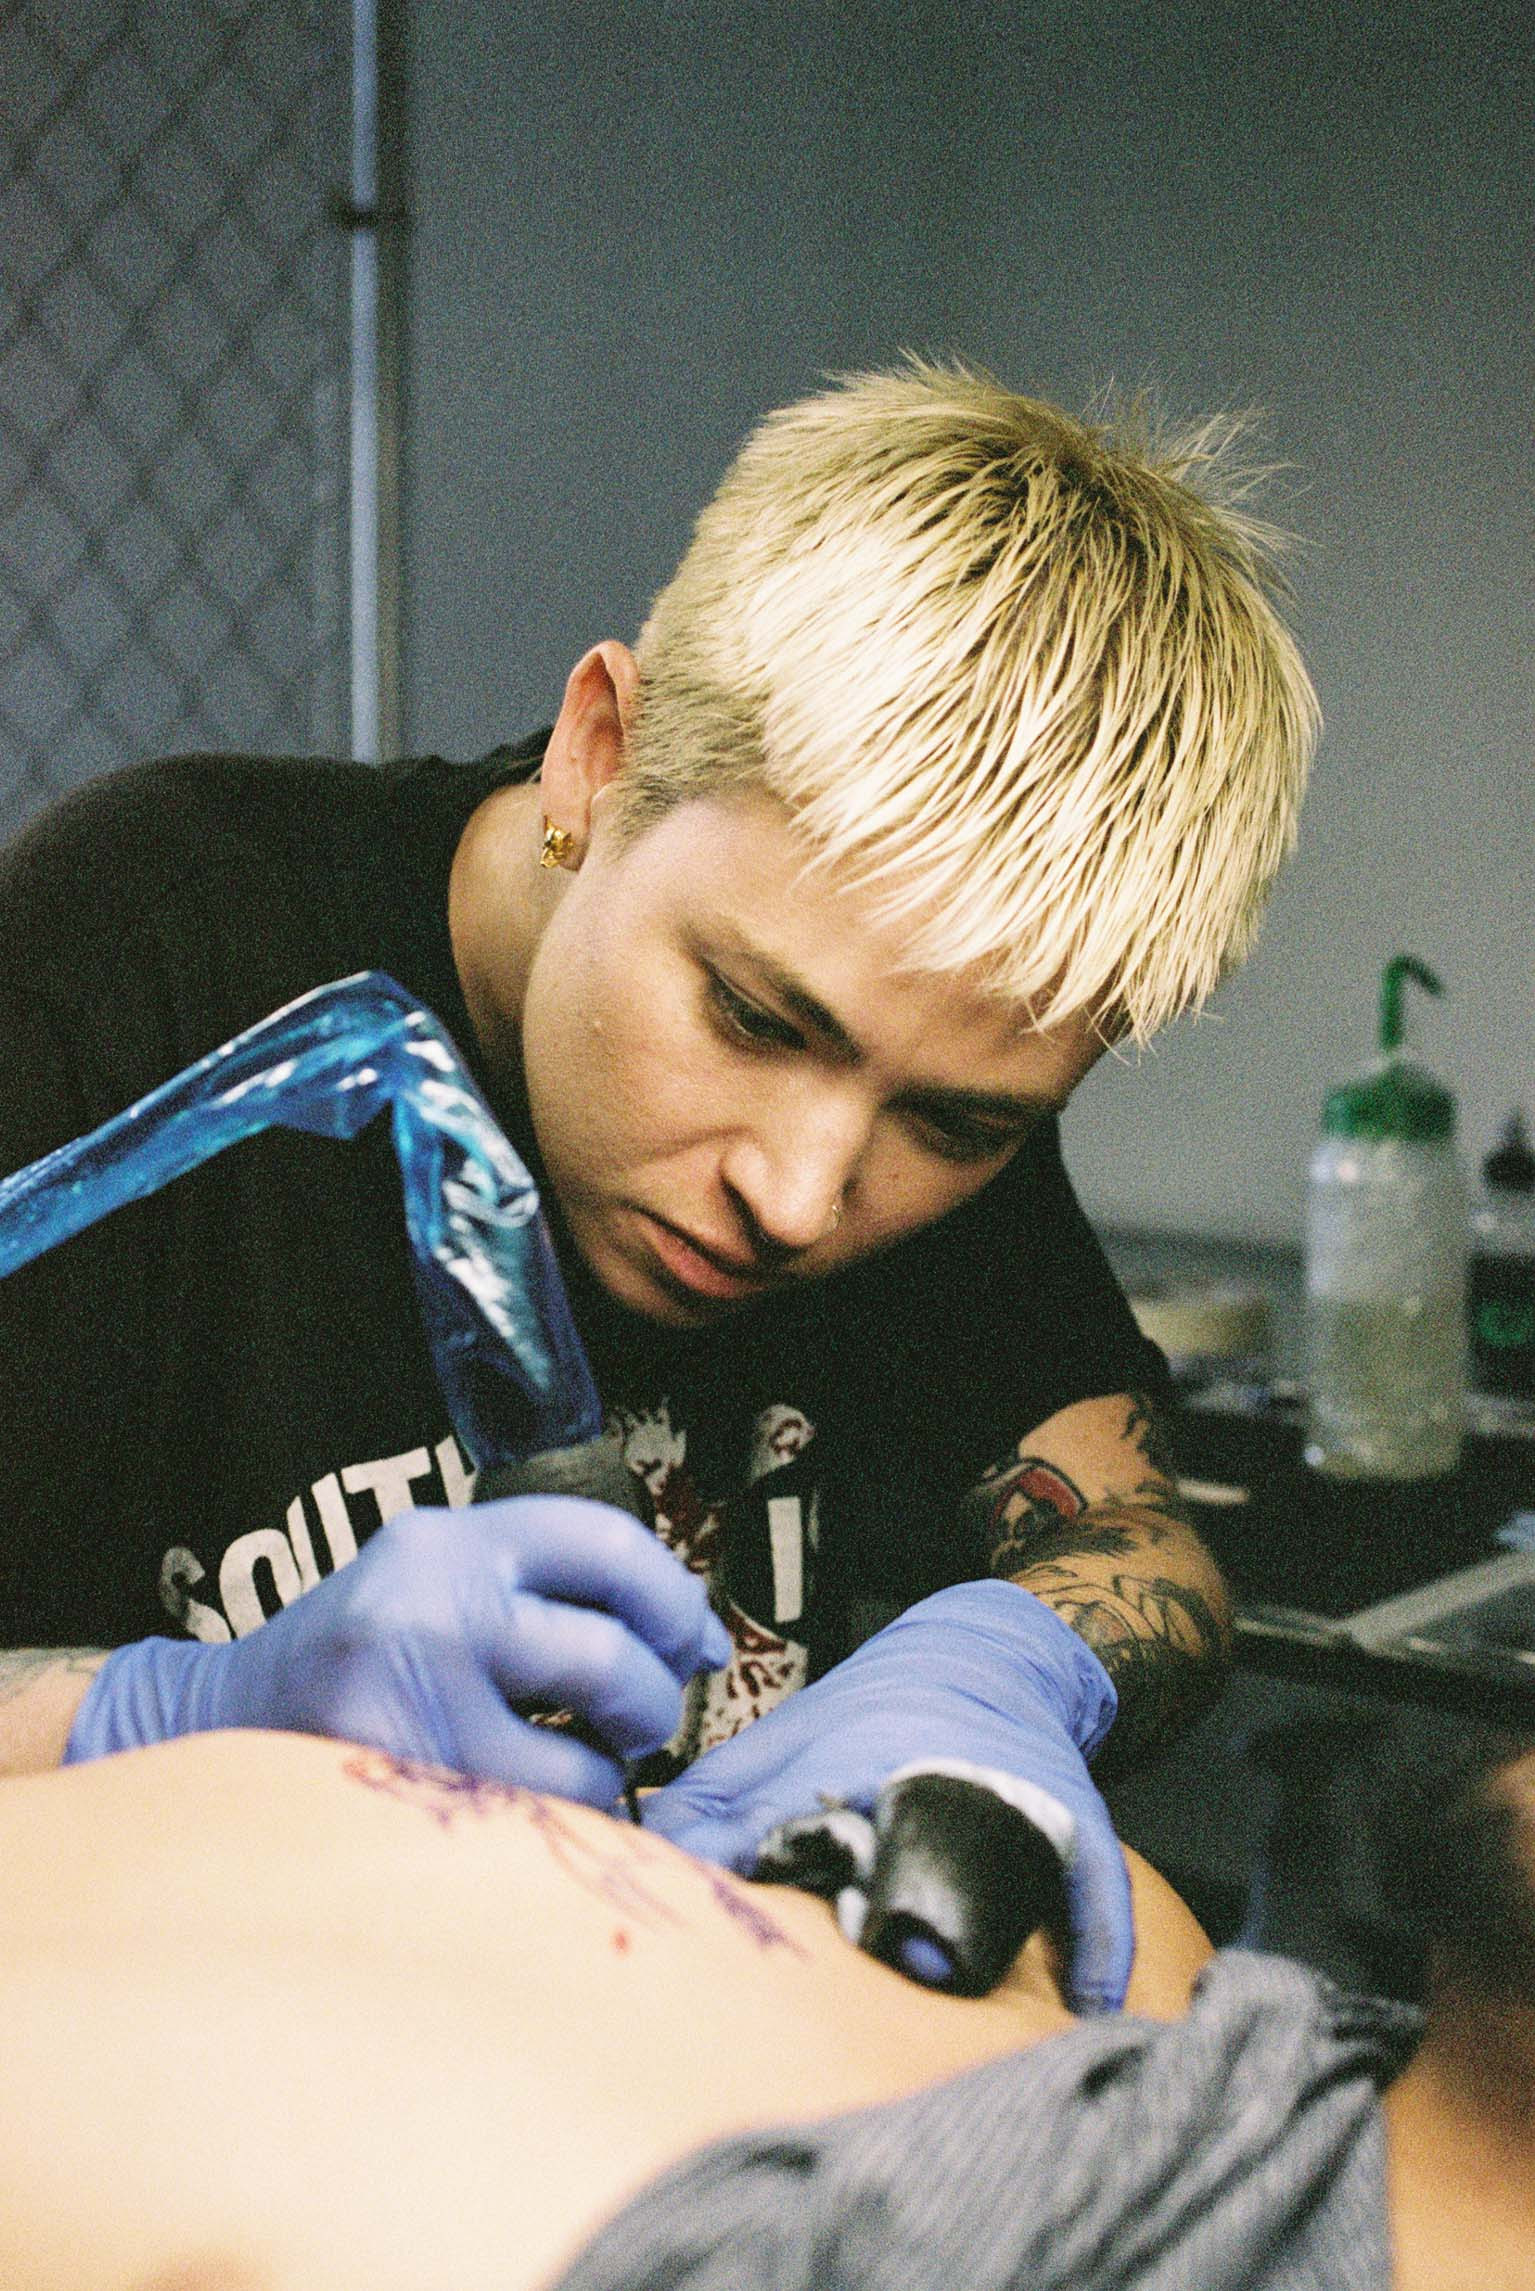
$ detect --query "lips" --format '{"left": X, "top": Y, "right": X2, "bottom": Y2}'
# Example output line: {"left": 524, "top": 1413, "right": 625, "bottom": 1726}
{"left": 638, "top": 1213, "right": 773, "bottom": 1303}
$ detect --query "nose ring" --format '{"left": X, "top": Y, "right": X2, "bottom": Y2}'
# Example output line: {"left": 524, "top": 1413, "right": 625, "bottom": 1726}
{"left": 825, "top": 1197, "right": 844, "bottom": 1235}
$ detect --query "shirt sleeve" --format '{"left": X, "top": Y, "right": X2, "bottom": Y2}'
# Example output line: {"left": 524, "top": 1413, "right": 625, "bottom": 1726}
{"left": 549, "top": 1954, "right": 1407, "bottom": 2291}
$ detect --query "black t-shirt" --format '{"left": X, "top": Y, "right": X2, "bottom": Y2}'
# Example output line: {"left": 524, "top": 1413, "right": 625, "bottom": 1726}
{"left": 0, "top": 748, "right": 1163, "bottom": 1745}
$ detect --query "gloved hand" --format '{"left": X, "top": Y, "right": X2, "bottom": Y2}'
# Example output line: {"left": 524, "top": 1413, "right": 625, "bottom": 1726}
{"left": 642, "top": 1580, "right": 1132, "bottom": 2011}
{"left": 65, "top": 1496, "right": 732, "bottom": 1806}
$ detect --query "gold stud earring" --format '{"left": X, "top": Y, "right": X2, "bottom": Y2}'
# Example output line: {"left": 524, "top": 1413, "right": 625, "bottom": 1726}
{"left": 539, "top": 817, "right": 579, "bottom": 872}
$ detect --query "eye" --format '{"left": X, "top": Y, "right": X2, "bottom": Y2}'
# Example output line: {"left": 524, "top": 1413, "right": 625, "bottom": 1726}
{"left": 908, "top": 1108, "right": 1030, "bottom": 1166}
{"left": 706, "top": 972, "right": 803, "bottom": 1052}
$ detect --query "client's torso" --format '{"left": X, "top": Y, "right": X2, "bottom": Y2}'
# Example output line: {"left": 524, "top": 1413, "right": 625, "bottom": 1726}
{"left": 0, "top": 1732, "right": 1099, "bottom": 2291}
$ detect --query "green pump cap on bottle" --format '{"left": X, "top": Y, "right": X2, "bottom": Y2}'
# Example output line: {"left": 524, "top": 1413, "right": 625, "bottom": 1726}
{"left": 1321, "top": 954, "right": 1457, "bottom": 1143}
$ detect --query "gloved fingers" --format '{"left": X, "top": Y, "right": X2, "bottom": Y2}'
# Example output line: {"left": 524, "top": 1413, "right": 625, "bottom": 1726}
{"left": 644, "top": 1741, "right": 832, "bottom": 1862}
{"left": 637, "top": 1799, "right": 763, "bottom": 1870}
{"left": 64, "top": 1637, "right": 203, "bottom": 1761}
{"left": 470, "top": 1717, "right": 627, "bottom": 1809}
{"left": 327, "top": 1641, "right": 630, "bottom": 1808}
{"left": 644, "top": 1714, "right": 890, "bottom": 1867}
{"left": 475, "top": 1592, "right": 690, "bottom": 1763}
{"left": 1057, "top": 1807, "right": 1136, "bottom": 2014}
{"left": 476, "top": 1495, "right": 732, "bottom": 1683}
{"left": 862, "top": 1584, "right": 1120, "bottom": 1761}
{"left": 646, "top": 1771, "right": 880, "bottom": 1868}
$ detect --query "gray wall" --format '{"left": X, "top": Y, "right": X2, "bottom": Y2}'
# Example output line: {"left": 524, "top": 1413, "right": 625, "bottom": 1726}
{"left": 399, "top": 0, "right": 1532, "bottom": 1247}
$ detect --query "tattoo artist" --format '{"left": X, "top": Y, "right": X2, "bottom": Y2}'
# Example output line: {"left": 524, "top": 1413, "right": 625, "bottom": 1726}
{"left": 0, "top": 362, "right": 1317, "bottom": 2011}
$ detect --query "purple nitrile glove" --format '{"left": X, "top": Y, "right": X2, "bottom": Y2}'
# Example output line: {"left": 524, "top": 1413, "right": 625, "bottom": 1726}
{"left": 642, "top": 1579, "right": 1132, "bottom": 2012}
{"left": 66, "top": 1495, "right": 732, "bottom": 1806}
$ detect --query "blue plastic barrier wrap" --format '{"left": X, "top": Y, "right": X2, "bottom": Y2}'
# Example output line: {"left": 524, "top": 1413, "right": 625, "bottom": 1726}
{"left": 0, "top": 971, "right": 601, "bottom": 1468}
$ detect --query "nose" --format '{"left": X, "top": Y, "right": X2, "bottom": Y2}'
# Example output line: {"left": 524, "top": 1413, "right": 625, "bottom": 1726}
{"left": 718, "top": 1091, "right": 868, "bottom": 1254}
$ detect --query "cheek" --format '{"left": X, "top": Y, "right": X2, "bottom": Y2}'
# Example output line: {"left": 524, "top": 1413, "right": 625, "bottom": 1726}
{"left": 850, "top": 1138, "right": 1000, "bottom": 1251}
{"left": 520, "top": 939, "right": 616, "bottom": 1164}
{"left": 521, "top": 928, "right": 709, "bottom": 1177}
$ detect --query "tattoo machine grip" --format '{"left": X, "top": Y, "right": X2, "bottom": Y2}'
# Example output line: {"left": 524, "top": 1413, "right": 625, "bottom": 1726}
{"left": 473, "top": 1436, "right": 654, "bottom": 1527}
{"left": 474, "top": 1441, "right": 660, "bottom": 1822}
{"left": 0, "top": 968, "right": 673, "bottom": 1796}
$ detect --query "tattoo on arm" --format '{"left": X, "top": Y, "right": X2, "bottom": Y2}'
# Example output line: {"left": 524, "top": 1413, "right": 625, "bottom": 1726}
{"left": 0, "top": 1649, "right": 106, "bottom": 1706}
{"left": 964, "top": 1391, "right": 1192, "bottom": 1573}
{"left": 963, "top": 1391, "right": 1231, "bottom": 1771}
{"left": 1121, "top": 1387, "right": 1181, "bottom": 1483}
{"left": 1009, "top": 1550, "right": 1230, "bottom": 1775}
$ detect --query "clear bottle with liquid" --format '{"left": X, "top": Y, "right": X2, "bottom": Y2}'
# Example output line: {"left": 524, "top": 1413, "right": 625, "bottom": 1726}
{"left": 1304, "top": 955, "right": 1466, "bottom": 1480}
{"left": 1469, "top": 1111, "right": 1535, "bottom": 1405}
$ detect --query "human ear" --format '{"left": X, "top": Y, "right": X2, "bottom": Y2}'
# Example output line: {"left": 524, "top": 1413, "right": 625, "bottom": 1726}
{"left": 539, "top": 642, "right": 640, "bottom": 851}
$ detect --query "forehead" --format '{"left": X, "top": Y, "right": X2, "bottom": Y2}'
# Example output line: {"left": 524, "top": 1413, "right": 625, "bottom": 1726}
{"left": 605, "top": 786, "right": 944, "bottom": 980}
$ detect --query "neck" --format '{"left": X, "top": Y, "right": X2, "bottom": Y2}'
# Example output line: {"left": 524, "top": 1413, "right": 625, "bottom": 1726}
{"left": 448, "top": 777, "right": 544, "bottom": 1087}
{"left": 1385, "top": 2000, "right": 1535, "bottom": 2291}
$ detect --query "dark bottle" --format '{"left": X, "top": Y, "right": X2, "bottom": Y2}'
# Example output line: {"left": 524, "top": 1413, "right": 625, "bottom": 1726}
{"left": 1468, "top": 1113, "right": 1535, "bottom": 1403}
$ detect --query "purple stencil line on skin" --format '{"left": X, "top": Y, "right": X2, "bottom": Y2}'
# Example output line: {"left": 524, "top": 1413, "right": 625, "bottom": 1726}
{"left": 342, "top": 1751, "right": 809, "bottom": 1951}
{"left": 698, "top": 1866, "right": 810, "bottom": 1956}
{"left": 520, "top": 1792, "right": 688, "bottom": 1927}
{"left": 343, "top": 1750, "right": 533, "bottom": 1829}
{"left": 341, "top": 1749, "right": 685, "bottom": 1928}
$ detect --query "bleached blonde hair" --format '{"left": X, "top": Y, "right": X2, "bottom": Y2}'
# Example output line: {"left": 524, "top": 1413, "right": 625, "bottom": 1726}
{"left": 622, "top": 358, "right": 1320, "bottom": 1043}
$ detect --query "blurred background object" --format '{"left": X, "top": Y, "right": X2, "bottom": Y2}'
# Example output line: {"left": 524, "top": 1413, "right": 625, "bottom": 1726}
{"left": 0, "top": 0, "right": 402, "bottom": 835}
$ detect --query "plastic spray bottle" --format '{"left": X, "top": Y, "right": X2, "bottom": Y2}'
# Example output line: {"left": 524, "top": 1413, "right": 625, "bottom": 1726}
{"left": 1468, "top": 1112, "right": 1535, "bottom": 1406}
{"left": 1303, "top": 954, "right": 1465, "bottom": 1480}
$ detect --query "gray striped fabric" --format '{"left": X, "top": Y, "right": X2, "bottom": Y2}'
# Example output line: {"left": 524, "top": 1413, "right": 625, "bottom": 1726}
{"left": 553, "top": 1951, "right": 1421, "bottom": 2291}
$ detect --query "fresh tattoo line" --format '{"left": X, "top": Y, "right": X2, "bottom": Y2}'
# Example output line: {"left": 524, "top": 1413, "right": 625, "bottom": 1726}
{"left": 340, "top": 1749, "right": 807, "bottom": 1956}
{"left": 0, "top": 1649, "right": 105, "bottom": 1706}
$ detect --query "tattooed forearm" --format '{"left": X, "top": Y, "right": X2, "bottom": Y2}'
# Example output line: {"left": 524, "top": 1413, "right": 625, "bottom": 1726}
{"left": 0, "top": 1649, "right": 106, "bottom": 1705}
{"left": 988, "top": 1491, "right": 1191, "bottom": 1581}
{"left": 1122, "top": 1387, "right": 1181, "bottom": 1484}
{"left": 964, "top": 1389, "right": 1231, "bottom": 1770}
{"left": 1011, "top": 1544, "right": 1232, "bottom": 1775}
{"left": 965, "top": 1390, "right": 1195, "bottom": 1581}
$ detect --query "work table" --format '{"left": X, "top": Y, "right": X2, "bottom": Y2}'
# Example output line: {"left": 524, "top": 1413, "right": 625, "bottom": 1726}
{"left": 1103, "top": 1227, "right": 1535, "bottom": 1725}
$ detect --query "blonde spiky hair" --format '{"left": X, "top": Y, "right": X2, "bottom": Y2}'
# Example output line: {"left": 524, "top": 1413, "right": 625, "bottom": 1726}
{"left": 622, "top": 358, "right": 1320, "bottom": 1043}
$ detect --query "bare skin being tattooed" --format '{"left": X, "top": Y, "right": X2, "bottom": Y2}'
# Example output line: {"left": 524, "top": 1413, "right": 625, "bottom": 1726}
{"left": 341, "top": 1747, "right": 807, "bottom": 1956}
{"left": 963, "top": 1391, "right": 1231, "bottom": 1776}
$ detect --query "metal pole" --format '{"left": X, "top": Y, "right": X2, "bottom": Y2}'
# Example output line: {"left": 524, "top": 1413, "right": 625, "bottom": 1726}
{"left": 348, "top": 0, "right": 402, "bottom": 763}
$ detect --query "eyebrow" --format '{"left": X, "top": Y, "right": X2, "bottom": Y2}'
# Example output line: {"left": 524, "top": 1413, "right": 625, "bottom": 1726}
{"left": 706, "top": 931, "right": 1069, "bottom": 1127}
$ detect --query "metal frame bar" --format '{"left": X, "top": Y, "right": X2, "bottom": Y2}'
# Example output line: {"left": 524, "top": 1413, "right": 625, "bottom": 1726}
{"left": 347, "top": 0, "right": 404, "bottom": 763}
